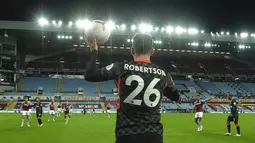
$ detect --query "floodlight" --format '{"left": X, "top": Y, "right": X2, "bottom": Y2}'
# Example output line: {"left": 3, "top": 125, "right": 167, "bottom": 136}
{"left": 161, "top": 27, "right": 165, "bottom": 32}
{"left": 127, "top": 39, "right": 131, "bottom": 42}
{"left": 80, "top": 36, "right": 83, "bottom": 40}
{"left": 235, "top": 33, "right": 238, "bottom": 36}
{"left": 166, "top": 26, "right": 173, "bottom": 34}
{"left": 58, "top": 21, "right": 62, "bottom": 26}
{"left": 188, "top": 28, "right": 198, "bottom": 34}
{"left": 158, "top": 41, "right": 162, "bottom": 44}
{"left": 76, "top": 19, "right": 92, "bottom": 30}
{"left": 139, "top": 23, "right": 153, "bottom": 32}
{"left": 240, "top": 32, "right": 248, "bottom": 38}
{"left": 175, "top": 26, "right": 185, "bottom": 34}
{"left": 226, "top": 32, "right": 230, "bottom": 35}
{"left": 221, "top": 31, "right": 224, "bottom": 35}
{"left": 120, "top": 24, "right": 126, "bottom": 30}
{"left": 68, "top": 21, "right": 73, "bottom": 27}
{"left": 201, "top": 30, "right": 204, "bottom": 34}
{"left": 61, "top": 35, "right": 65, "bottom": 39}
{"left": 52, "top": 20, "right": 56, "bottom": 25}
{"left": 69, "top": 36, "right": 72, "bottom": 39}
{"left": 155, "top": 27, "right": 159, "bottom": 32}
{"left": 204, "top": 43, "right": 211, "bottom": 47}
{"left": 38, "top": 17, "right": 49, "bottom": 26}
{"left": 105, "top": 20, "right": 115, "bottom": 31}
{"left": 131, "top": 25, "right": 136, "bottom": 31}
{"left": 65, "top": 36, "right": 68, "bottom": 39}
{"left": 57, "top": 35, "right": 61, "bottom": 39}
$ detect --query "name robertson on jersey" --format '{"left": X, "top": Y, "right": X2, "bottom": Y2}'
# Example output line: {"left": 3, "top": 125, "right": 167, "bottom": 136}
{"left": 124, "top": 64, "right": 166, "bottom": 76}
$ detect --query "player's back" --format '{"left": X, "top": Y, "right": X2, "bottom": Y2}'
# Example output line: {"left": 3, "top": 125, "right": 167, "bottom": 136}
{"left": 116, "top": 60, "right": 169, "bottom": 137}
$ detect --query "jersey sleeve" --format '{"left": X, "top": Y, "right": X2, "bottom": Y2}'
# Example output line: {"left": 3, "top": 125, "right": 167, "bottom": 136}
{"left": 85, "top": 50, "right": 123, "bottom": 82}
{"left": 163, "top": 73, "right": 180, "bottom": 101}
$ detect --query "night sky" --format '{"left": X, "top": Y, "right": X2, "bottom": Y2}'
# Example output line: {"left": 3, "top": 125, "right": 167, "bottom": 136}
{"left": 1, "top": 0, "right": 255, "bottom": 32}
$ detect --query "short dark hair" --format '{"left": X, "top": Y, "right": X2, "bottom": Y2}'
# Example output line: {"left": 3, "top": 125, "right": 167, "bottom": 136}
{"left": 132, "top": 34, "right": 153, "bottom": 55}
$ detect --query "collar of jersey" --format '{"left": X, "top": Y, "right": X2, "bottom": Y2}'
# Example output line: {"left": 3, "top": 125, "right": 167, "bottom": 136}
{"left": 135, "top": 58, "right": 151, "bottom": 63}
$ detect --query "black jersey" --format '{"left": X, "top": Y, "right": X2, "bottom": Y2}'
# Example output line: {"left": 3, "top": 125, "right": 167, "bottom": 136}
{"left": 230, "top": 98, "right": 239, "bottom": 116}
{"left": 33, "top": 102, "right": 43, "bottom": 114}
{"left": 85, "top": 50, "right": 179, "bottom": 138}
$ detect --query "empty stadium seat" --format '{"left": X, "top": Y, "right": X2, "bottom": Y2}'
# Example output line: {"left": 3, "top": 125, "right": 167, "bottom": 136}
{"left": 61, "top": 78, "right": 97, "bottom": 96}
{"left": 99, "top": 80, "right": 117, "bottom": 93}
{"left": 198, "top": 81, "right": 220, "bottom": 95}
{"left": 20, "top": 77, "right": 58, "bottom": 93}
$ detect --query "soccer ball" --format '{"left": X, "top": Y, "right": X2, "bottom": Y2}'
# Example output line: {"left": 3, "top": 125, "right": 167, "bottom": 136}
{"left": 84, "top": 20, "right": 111, "bottom": 45}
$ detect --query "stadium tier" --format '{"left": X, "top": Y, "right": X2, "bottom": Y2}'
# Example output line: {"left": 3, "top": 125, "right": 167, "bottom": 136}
{"left": 198, "top": 81, "right": 220, "bottom": 95}
{"left": 20, "top": 77, "right": 58, "bottom": 93}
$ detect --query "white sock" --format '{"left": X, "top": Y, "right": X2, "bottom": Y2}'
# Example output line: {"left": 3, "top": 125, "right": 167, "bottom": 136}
{"left": 21, "top": 119, "right": 24, "bottom": 126}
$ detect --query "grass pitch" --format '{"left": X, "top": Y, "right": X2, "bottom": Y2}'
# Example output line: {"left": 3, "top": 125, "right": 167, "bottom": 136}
{"left": 0, "top": 113, "right": 254, "bottom": 143}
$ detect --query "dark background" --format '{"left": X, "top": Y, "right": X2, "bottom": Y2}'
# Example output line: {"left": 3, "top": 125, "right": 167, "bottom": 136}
{"left": 1, "top": 0, "right": 255, "bottom": 32}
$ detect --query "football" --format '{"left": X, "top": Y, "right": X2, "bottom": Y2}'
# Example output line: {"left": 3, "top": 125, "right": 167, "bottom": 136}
{"left": 84, "top": 20, "right": 111, "bottom": 45}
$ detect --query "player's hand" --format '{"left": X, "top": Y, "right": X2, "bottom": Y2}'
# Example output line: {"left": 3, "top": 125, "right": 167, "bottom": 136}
{"left": 88, "top": 38, "right": 98, "bottom": 51}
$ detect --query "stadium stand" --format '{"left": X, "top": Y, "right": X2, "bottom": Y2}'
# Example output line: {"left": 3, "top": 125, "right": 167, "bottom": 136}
{"left": 178, "top": 103, "right": 193, "bottom": 109}
{"left": 61, "top": 78, "right": 97, "bottom": 96}
{"left": 163, "top": 103, "right": 178, "bottom": 109}
{"left": 242, "top": 83, "right": 255, "bottom": 93}
{"left": 197, "top": 81, "right": 220, "bottom": 95}
{"left": 20, "top": 77, "right": 58, "bottom": 93}
{"left": 99, "top": 80, "right": 117, "bottom": 93}
{"left": 212, "top": 82, "right": 237, "bottom": 95}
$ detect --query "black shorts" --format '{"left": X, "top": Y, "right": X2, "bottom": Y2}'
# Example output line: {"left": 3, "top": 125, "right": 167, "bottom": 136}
{"left": 65, "top": 111, "right": 70, "bottom": 114}
{"left": 116, "top": 132, "right": 162, "bottom": 143}
{"left": 36, "top": 113, "right": 42, "bottom": 118}
{"left": 227, "top": 115, "right": 239, "bottom": 124}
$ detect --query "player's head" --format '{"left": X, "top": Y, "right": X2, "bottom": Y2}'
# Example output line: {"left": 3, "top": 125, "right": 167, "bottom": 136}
{"left": 196, "top": 94, "right": 201, "bottom": 100}
{"left": 131, "top": 34, "right": 154, "bottom": 60}
{"left": 227, "top": 94, "right": 233, "bottom": 100}
{"left": 108, "top": 103, "right": 110, "bottom": 105}
{"left": 35, "top": 97, "right": 40, "bottom": 102}
{"left": 24, "top": 96, "right": 28, "bottom": 101}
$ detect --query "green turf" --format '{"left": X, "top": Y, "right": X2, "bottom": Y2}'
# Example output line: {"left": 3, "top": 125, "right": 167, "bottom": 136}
{"left": 0, "top": 113, "right": 254, "bottom": 143}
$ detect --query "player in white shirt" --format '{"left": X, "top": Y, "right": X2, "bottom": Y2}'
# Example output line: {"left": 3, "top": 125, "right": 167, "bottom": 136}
{"left": 57, "top": 103, "right": 62, "bottom": 117}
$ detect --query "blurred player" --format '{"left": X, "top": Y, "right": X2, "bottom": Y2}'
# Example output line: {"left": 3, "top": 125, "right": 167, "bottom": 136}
{"left": 106, "top": 103, "right": 111, "bottom": 119}
{"left": 224, "top": 94, "right": 241, "bottom": 136}
{"left": 57, "top": 102, "right": 62, "bottom": 117}
{"left": 85, "top": 35, "right": 180, "bottom": 143}
{"left": 33, "top": 97, "right": 43, "bottom": 127}
{"left": 20, "top": 96, "right": 32, "bottom": 127}
{"left": 193, "top": 94, "right": 214, "bottom": 131}
{"left": 69, "top": 104, "right": 73, "bottom": 115}
{"left": 63, "top": 101, "right": 71, "bottom": 124}
{"left": 48, "top": 100, "right": 55, "bottom": 122}
{"left": 83, "top": 106, "right": 87, "bottom": 116}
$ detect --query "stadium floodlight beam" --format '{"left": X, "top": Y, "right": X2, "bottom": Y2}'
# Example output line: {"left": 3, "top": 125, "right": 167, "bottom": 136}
{"left": 210, "top": 32, "right": 214, "bottom": 36}
{"left": 226, "top": 32, "right": 230, "bottom": 35}
{"left": 68, "top": 21, "right": 73, "bottom": 27}
{"left": 57, "top": 35, "right": 61, "bottom": 39}
{"left": 76, "top": 19, "right": 92, "bottom": 30}
{"left": 131, "top": 25, "right": 136, "bottom": 31}
{"left": 120, "top": 24, "right": 126, "bottom": 30}
{"left": 159, "top": 41, "right": 162, "bottom": 44}
{"left": 69, "top": 36, "right": 72, "bottom": 39}
{"left": 175, "top": 26, "right": 185, "bottom": 34}
{"left": 80, "top": 36, "right": 83, "bottom": 40}
{"left": 105, "top": 20, "right": 115, "bottom": 31}
{"left": 127, "top": 39, "right": 131, "bottom": 42}
{"left": 188, "top": 28, "right": 198, "bottom": 34}
{"left": 52, "top": 20, "right": 56, "bottom": 25}
{"left": 166, "top": 26, "right": 173, "bottom": 34}
{"left": 235, "top": 33, "right": 238, "bottom": 36}
{"left": 240, "top": 32, "right": 248, "bottom": 38}
{"left": 139, "top": 23, "right": 153, "bottom": 33}
{"left": 38, "top": 17, "right": 49, "bottom": 26}
{"left": 161, "top": 27, "right": 165, "bottom": 32}
{"left": 155, "top": 27, "right": 159, "bottom": 32}
{"left": 221, "top": 31, "right": 224, "bottom": 35}
{"left": 61, "top": 35, "right": 65, "bottom": 39}
{"left": 58, "top": 21, "right": 62, "bottom": 26}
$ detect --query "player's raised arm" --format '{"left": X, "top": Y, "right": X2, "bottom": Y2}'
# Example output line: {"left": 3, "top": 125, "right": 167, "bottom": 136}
{"left": 85, "top": 38, "right": 123, "bottom": 82}
{"left": 163, "top": 73, "right": 180, "bottom": 102}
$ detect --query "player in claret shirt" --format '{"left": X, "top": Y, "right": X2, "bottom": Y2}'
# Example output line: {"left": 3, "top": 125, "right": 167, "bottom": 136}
{"left": 85, "top": 34, "right": 180, "bottom": 143}
{"left": 224, "top": 94, "right": 241, "bottom": 136}
{"left": 48, "top": 100, "right": 56, "bottom": 122}
{"left": 57, "top": 102, "right": 62, "bottom": 117}
{"left": 106, "top": 103, "right": 111, "bottom": 119}
{"left": 20, "top": 96, "right": 32, "bottom": 127}
{"left": 193, "top": 94, "right": 214, "bottom": 131}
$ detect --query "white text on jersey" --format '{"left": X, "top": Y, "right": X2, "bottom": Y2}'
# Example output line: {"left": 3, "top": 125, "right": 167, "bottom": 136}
{"left": 124, "top": 64, "right": 166, "bottom": 76}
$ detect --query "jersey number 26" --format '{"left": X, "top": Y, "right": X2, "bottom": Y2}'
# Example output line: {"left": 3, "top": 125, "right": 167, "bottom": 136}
{"left": 123, "top": 75, "right": 161, "bottom": 107}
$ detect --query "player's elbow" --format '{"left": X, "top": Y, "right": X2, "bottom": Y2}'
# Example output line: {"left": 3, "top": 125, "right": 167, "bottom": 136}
{"left": 164, "top": 87, "right": 180, "bottom": 102}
